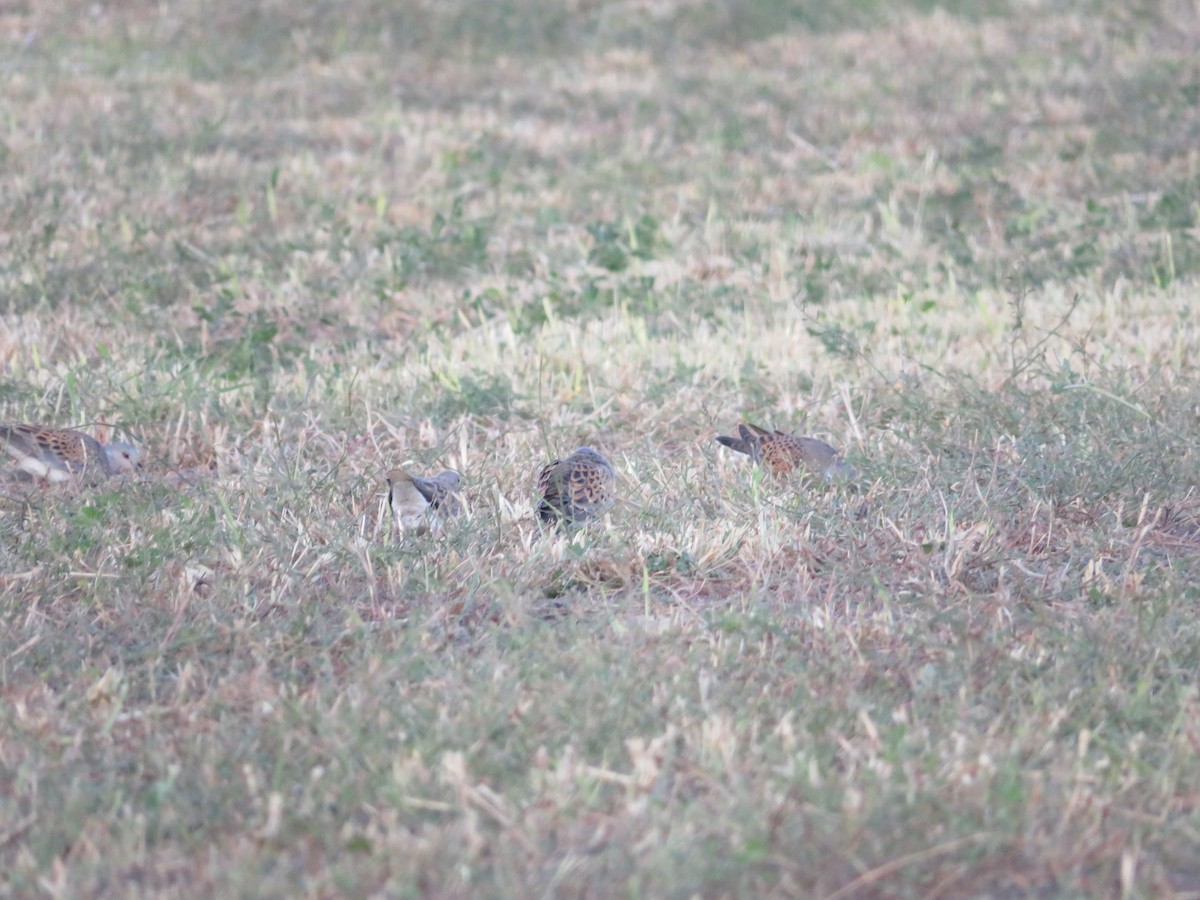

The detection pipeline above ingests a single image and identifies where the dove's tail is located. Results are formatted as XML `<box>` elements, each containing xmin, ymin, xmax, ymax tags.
<box><xmin>717</xmin><ymin>422</ymin><xmax>772</xmax><ymax>456</ymax></box>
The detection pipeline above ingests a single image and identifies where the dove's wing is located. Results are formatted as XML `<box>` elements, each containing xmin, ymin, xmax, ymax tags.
<box><xmin>537</xmin><ymin>448</ymin><xmax>615</xmax><ymax>528</ymax></box>
<box><xmin>1</xmin><ymin>424</ymin><xmax>113</xmax><ymax>481</ymax></box>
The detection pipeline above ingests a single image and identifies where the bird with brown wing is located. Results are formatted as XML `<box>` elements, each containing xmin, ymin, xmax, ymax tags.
<box><xmin>535</xmin><ymin>446</ymin><xmax>616</xmax><ymax>529</ymax></box>
<box><xmin>717</xmin><ymin>423</ymin><xmax>855</xmax><ymax>481</ymax></box>
<box><xmin>1</xmin><ymin>423</ymin><xmax>140</xmax><ymax>483</ymax></box>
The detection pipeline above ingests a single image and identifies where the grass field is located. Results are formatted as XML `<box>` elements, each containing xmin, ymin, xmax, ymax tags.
<box><xmin>3</xmin><ymin>0</ymin><xmax>1200</xmax><ymax>896</ymax></box>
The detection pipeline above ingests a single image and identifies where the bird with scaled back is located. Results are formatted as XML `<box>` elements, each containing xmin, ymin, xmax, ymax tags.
<box><xmin>716</xmin><ymin>423</ymin><xmax>855</xmax><ymax>481</ymax></box>
<box><xmin>535</xmin><ymin>446</ymin><xmax>616</xmax><ymax>529</ymax></box>
<box><xmin>1</xmin><ymin>424</ymin><xmax>140</xmax><ymax>483</ymax></box>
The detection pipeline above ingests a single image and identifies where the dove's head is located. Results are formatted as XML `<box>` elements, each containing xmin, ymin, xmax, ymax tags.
<box><xmin>103</xmin><ymin>441</ymin><xmax>141</xmax><ymax>474</ymax></box>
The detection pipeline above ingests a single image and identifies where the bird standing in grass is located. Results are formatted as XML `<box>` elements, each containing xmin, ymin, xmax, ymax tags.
<box><xmin>717</xmin><ymin>423</ymin><xmax>855</xmax><ymax>481</ymax></box>
<box><xmin>387</xmin><ymin>468</ymin><xmax>462</xmax><ymax>536</ymax></box>
<box><xmin>536</xmin><ymin>446</ymin><xmax>616</xmax><ymax>529</ymax></box>
<box><xmin>1</xmin><ymin>423</ymin><xmax>140</xmax><ymax>483</ymax></box>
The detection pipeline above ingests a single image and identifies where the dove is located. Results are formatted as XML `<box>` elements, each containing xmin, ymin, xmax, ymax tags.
<box><xmin>536</xmin><ymin>446</ymin><xmax>616</xmax><ymax>529</ymax></box>
<box><xmin>716</xmin><ymin>423</ymin><xmax>855</xmax><ymax>481</ymax></box>
<box><xmin>387</xmin><ymin>468</ymin><xmax>462</xmax><ymax>536</ymax></box>
<box><xmin>1</xmin><ymin>423</ymin><xmax>140</xmax><ymax>483</ymax></box>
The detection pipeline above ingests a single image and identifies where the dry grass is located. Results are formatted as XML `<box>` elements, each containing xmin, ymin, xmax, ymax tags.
<box><xmin>3</xmin><ymin>0</ymin><xmax>1200</xmax><ymax>896</ymax></box>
